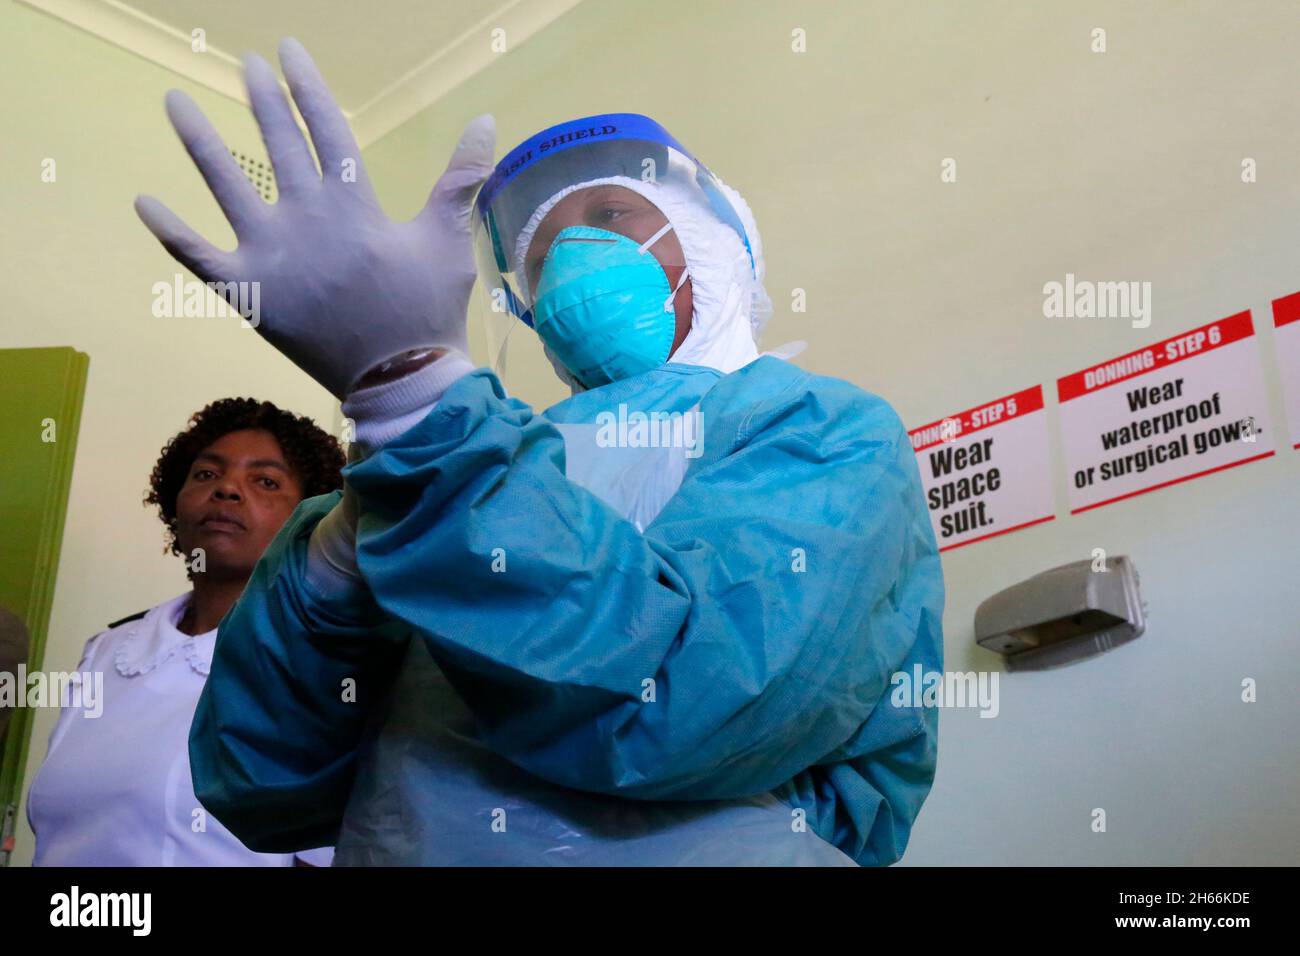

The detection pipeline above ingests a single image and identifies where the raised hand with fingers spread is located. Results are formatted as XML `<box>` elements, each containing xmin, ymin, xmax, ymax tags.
<box><xmin>135</xmin><ymin>37</ymin><xmax>495</xmax><ymax>399</ymax></box>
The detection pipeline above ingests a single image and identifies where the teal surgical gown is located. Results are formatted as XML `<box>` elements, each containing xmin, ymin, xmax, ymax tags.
<box><xmin>189</xmin><ymin>356</ymin><xmax>945</xmax><ymax>865</ymax></box>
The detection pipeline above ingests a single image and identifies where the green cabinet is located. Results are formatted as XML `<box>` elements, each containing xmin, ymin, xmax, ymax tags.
<box><xmin>0</xmin><ymin>347</ymin><xmax>89</xmax><ymax>864</ymax></box>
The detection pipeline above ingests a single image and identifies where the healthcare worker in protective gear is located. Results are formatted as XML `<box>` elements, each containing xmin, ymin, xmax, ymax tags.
<box><xmin>136</xmin><ymin>38</ymin><xmax>944</xmax><ymax>866</ymax></box>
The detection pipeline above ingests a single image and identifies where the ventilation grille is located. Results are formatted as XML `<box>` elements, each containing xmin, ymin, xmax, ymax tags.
<box><xmin>230</xmin><ymin>149</ymin><xmax>277</xmax><ymax>203</ymax></box>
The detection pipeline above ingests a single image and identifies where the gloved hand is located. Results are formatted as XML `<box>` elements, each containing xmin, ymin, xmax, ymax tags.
<box><xmin>134</xmin><ymin>37</ymin><xmax>496</xmax><ymax>399</ymax></box>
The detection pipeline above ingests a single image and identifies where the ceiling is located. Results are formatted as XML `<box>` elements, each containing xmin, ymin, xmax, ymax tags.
<box><xmin>19</xmin><ymin>0</ymin><xmax>586</xmax><ymax>146</ymax></box>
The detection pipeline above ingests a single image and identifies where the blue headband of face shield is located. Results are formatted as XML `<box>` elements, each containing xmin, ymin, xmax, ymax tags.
<box><xmin>475</xmin><ymin>113</ymin><xmax>756</xmax><ymax>331</ymax></box>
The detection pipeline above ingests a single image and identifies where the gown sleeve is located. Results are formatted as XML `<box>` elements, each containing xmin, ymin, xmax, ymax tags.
<box><xmin>188</xmin><ymin>492</ymin><xmax>410</xmax><ymax>854</ymax></box>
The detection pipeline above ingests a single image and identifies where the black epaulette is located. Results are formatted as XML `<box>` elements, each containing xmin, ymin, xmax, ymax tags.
<box><xmin>106</xmin><ymin>609</ymin><xmax>149</xmax><ymax>630</ymax></box>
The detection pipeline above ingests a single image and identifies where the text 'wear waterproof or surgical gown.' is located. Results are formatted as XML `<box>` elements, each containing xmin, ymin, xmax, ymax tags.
<box><xmin>189</xmin><ymin>355</ymin><xmax>945</xmax><ymax>865</ymax></box>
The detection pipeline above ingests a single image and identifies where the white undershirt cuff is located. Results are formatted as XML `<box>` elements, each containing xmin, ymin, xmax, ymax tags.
<box><xmin>341</xmin><ymin>349</ymin><xmax>477</xmax><ymax>457</ymax></box>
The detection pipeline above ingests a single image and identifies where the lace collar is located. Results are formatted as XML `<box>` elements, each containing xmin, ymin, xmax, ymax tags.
<box><xmin>113</xmin><ymin>592</ymin><xmax>215</xmax><ymax>678</ymax></box>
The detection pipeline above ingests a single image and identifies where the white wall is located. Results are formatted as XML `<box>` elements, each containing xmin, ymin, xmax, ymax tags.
<box><xmin>5</xmin><ymin>0</ymin><xmax>1298</xmax><ymax>866</ymax></box>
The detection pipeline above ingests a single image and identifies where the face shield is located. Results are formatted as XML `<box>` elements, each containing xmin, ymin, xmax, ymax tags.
<box><xmin>472</xmin><ymin>114</ymin><xmax>757</xmax><ymax>390</ymax></box>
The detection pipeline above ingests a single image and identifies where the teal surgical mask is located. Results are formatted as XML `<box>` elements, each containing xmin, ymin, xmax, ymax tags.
<box><xmin>532</xmin><ymin>224</ymin><xmax>689</xmax><ymax>389</ymax></box>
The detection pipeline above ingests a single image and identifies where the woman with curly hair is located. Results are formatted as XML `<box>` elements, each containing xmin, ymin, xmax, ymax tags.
<box><xmin>26</xmin><ymin>398</ymin><xmax>344</xmax><ymax>866</ymax></box>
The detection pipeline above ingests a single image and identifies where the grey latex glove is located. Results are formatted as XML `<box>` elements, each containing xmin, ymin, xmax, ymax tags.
<box><xmin>134</xmin><ymin>37</ymin><xmax>496</xmax><ymax>399</ymax></box>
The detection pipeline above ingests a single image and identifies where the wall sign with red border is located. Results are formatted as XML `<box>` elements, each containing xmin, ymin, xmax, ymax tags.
<box><xmin>1056</xmin><ymin>311</ymin><xmax>1275</xmax><ymax>515</ymax></box>
<box><xmin>1271</xmin><ymin>291</ymin><xmax>1300</xmax><ymax>450</ymax></box>
<box><xmin>909</xmin><ymin>386</ymin><xmax>1055</xmax><ymax>552</ymax></box>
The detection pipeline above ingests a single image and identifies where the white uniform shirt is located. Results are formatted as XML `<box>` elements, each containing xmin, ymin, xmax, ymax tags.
<box><xmin>27</xmin><ymin>592</ymin><xmax>333</xmax><ymax>867</ymax></box>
